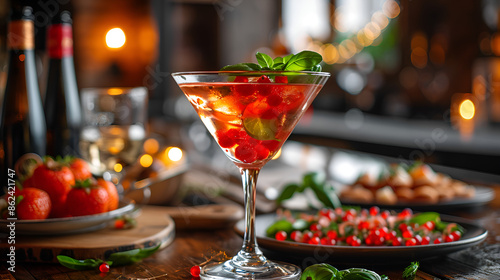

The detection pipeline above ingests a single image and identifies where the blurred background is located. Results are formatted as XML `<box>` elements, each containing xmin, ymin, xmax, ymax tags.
<box><xmin>0</xmin><ymin>0</ymin><xmax>499</xmax><ymax>178</ymax></box>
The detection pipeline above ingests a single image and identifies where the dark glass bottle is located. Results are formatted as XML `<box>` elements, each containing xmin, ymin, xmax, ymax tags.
<box><xmin>0</xmin><ymin>6</ymin><xmax>46</xmax><ymax>183</ymax></box>
<box><xmin>44</xmin><ymin>11</ymin><xmax>82</xmax><ymax>158</ymax></box>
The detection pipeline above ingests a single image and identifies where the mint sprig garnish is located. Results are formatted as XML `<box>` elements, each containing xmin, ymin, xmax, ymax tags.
<box><xmin>221</xmin><ymin>51</ymin><xmax>323</xmax><ymax>72</ymax></box>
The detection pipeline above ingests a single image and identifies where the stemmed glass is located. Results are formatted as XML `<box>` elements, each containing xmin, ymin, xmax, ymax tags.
<box><xmin>172</xmin><ymin>71</ymin><xmax>330</xmax><ymax>279</ymax></box>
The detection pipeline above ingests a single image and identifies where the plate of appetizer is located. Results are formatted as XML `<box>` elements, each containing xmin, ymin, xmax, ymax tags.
<box><xmin>336</xmin><ymin>162</ymin><xmax>495</xmax><ymax>210</ymax></box>
<box><xmin>234</xmin><ymin>207</ymin><xmax>488</xmax><ymax>263</ymax></box>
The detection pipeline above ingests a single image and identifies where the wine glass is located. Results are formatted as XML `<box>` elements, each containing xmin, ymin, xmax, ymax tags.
<box><xmin>79</xmin><ymin>87</ymin><xmax>148</xmax><ymax>176</ymax></box>
<box><xmin>172</xmin><ymin>71</ymin><xmax>330</xmax><ymax>279</ymax></box>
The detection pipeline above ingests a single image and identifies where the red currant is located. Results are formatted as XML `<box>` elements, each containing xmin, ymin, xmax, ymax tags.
<box><xmin>275</xmin><ymin>230</ymin><xmax>287</xmax><ymax>241</ymax></box>
<box><xmin>392</xmin><ymin>237</ymin><xmax>402</xmax><ymax>246</ymax></box>
<box><xmin>308</xmin><ymin>236</ymin><xmax>320</xmax><ymax>245</ymax></box>
<box><xmin>445</xmin><ymin>234</ymin><xmax>455</xmax><ymax>243</ymax></box>
<box><xmin>369</xmin><ymin>206</ymin><xmax>380</xmax><ymax>216</ymax></box>
<box><xmin>423</xmin><ymin>221</ymin><xmax>435</xmax><ymax>231</ymax></box>
<box><xmin>257</xmin><ymin>75</ymin><xmax>271</xmax><ymax>83</ymax></box>
<box><xmin>421</xmin><ymin>236</ymin><xmax>431</xmax><ymax>245</ymax></box>
<box><xmin>326</xmin><ymin>230</ymin><xmax>338</xmax><ymax>240</ymax></box>
<box><xmin>380</xmin><ymin>210</ymin><xmax>390</xmax><ymax>219</ymax></box>
<box><xmin>309</xmin><ymin>223</ymin><xmax>321</xmax><ymax>232</ymax></box>
<box><xmin>234</xmin><ymin>76</ymin><xmax>249</xmax><ymax>83</ymax></box>
<box><xmin>290</xmin><ymin>231</ymin><xmax>302</xmax><ymax>242</ymax></box>
<box><xmin>405</xmin><ymin>238</ymin><xmax>417</xmax><ymax>246</ymax></box>
<box><xmin>266</xmin><ymin>93</ymin><xmax>283</xmax><ymax>107</ymax></box>
<box><xmin>275</xmin><ymin>76</ymin><xmax>288</xmax><ymax>83</ymax></box>
<box><xmin>235</xmin><ymin>145</ymin><xmax>257</xmax><ymax>163</ymax></box>
<box><xmin>99</xmin><ymin>262</ymin><xmax>110</xmax><ymax>273</ymax></box>
<box><xmin>451</xmin><ymin>230</ymin><xmax>462</xmax><ymax>240</ymax></box>
<box><xmin>398</xmin><ymin>208</ymin><xmax>413</xmax><ymax>219</ymax></box>
<box><xmin>190</xmin><ymin>265</ymin><xmax>201</xmax><ymax>277</ymax></box>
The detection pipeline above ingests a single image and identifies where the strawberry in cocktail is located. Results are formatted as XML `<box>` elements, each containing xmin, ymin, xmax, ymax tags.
<box><xmin>172</xmin><ymin>51</ymin><xmax>330</xmax><ymax>280</ymax></box>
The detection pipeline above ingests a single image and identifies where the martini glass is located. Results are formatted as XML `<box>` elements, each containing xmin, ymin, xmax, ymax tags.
<box><xmin>172</xmin><ymin>71</ymin><xmax>330</xmax><ymax>279</ymax></box>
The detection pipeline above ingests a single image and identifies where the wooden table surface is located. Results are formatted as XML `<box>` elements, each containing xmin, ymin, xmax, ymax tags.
<box><xmin>1</xmin><ymin>180</ymin><xmax>499</xmax><ymax>280</ymax></box>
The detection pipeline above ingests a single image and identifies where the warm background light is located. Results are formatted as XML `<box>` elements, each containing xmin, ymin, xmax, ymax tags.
<box><xmin>139</xmin><ymin>154</ymin><xmax>153</xmax><ymax>168</ymax></box>
<box><xmin>113</xmin><ymin>163</ymin><xmax>123</xmax><ymax>173</ymax></box>
<box><xmin>106</xmin><ymin>28</ymin><xmax>126</xmax><ymax>49</ymax></box>
<box><xmin>166</xmin><ymin>147</ymin><xmax>183</xmax><ymax>162</ymax></box>
<box><xmin>143</xmin><ymin>138</ymin><xmax>160</xmax><ymax>154</ymax></box>
<box><xmin>459</xmin><ymin>99</ymin><xmax>475</xmax><ymax>120</ymax></box>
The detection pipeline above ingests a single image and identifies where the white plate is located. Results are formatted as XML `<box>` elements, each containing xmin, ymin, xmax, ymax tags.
<box><xmin>0</xmin><ymin>198</ymin><xmax>135</xmax><ymax>235</ymax></box>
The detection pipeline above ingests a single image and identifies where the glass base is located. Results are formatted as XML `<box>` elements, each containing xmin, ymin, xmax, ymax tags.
<box><xmin>200</xmin><ymin>260</ymin><xmax>301</xmax><ymax>280</ymax></box>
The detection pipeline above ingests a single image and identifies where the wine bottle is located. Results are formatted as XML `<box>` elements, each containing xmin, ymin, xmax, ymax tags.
<box><xmin>0</xmin><ymin>6</ymin><xmax>46</xmax><ymax>182</ymax></box>
<box><xmin>44</xmin><ymin>11</ymin><xmax>82</xmax><ymax>158</ymax></box>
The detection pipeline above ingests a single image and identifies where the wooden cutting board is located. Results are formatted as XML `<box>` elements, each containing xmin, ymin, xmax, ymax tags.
<box><xmin>0</xmin><ymin>206</ymin><xmax>175</xmax><ymax>263</ymax></box>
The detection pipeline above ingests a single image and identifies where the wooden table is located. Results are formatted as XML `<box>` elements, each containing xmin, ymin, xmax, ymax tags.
<box><xmin>1</xmin><ymin>166</ymin><xmax>499</xmax><ymax>280</ymax></box>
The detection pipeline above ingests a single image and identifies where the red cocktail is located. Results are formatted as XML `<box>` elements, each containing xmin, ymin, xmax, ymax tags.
<box><xmin>172</xmin><ymin>71</ymin><xmax>330</xmax><ymax>279</ymax></box>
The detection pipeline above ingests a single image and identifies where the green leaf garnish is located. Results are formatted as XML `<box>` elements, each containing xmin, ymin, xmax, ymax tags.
<box><xmin>107</xmin><ymin>244</ymin><xmax>161</xmax><ymax>266</ymax></box>
<box><xmin>300</xmin><ymin>263</ymin><xmax>340</xmax><ymax>280</ymax></box>
<box><xmin>283</xmin><ymin>51</ymin><xmax>323</xmax><ymax>71</ymax></box>
<box><xmin>220</xmin><ymin>51</ymin><xmax>323</xmax><ymax>72</ymax></box>
<box><xmin>256</xmin><ymin>52</ymin><xmax>275</xmax><ymax>69</ymax></box>
<box><xmin>403</xmin><ymin>261</ymin><xmax>419</xmax><ymax>280</ymax></box>
<box><xmin>57</xmin><ymin>255</ymin><xmax>104</xmax><ymax>270</ymax></box>
<box><xmin>57</xmin><ymin>244</ymin><xmax>161</xmax><ymax>271</ymax></box>
<box><xmin>276</xmin><ymin>172</ymin><xmax>341</xmax><ymax>209</ymax></box>
<box><xmin>220</xmin><ymin>63</ymin><xmax>261</xmax><ymax>71</ymax></box>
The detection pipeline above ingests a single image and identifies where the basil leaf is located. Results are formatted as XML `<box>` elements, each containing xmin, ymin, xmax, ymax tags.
<box><xmin>256</xmin><ymin>52</ymin><xmax>274</xmax><ymax>69</ymax></box>
<box><xmin>311</xmin><ymin>64</ymin><xmax>322</xmax><ymax>72</ymax></box>
<box><xmin>282</xmin><ymin>54</ymin><xmax>294</xmax><ymax>65</ymax></box>
<box><xmin>57</xmin><ymin>255</ymin><xmax>103</xmax><ymax>270</ymax></box>
<box><xmin>285</xmin><ymin>51</ymin><xmax>323</xmax><ymax>71</ymax></box>
<box><xmin>107</xmin><ymin>244</ymin><xmax>161</xmax><ymax>266</ymax></box>
<box><xmin>409</xmin><ymin>212</ymin><xmax>440</xmax><ymax>226</ymax></box>
<box><xmin>402</xmin><ymin>261</ymin><xmax>419</xmax><ymax>280</ymax></box>
<box><xmin>276</xmin><ymin>183</ymin><xmax>300</xmax><ymax>203</ymax></box>
<box><xmin>341</xmin><ymin>268</ymin><xmax>382</xmax><ymax>280</ymax></box>
<box><xmin>265</xmin><ymin>219</ymin><xmax>293</xmax><ymax>237</ymax></box>
<box><xmin>310</xmin><ymin>181</ymin><xmax>341</xmax><ymax>209</ymax></box>
<box><xmin>301</xmin><ymin>263</ymin><xmax>340</xmax><ymax>280</ymax></box>
<box><xmin>272</xmin><ymin>62</ymin><xmax>285</xmax><ymax>70</ymax></box>
<box><xmin>274</xmin><ymin>57</ymin><xmax>283</xmax><ymax>64</ymax></box>
<box><xmin>220</xmin><ymin>63</ymin><xmax>261</xmax><ymax>71</ymax></box>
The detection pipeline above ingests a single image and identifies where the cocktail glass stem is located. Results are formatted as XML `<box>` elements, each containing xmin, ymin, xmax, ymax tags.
<box><xmin>230</xmin><ymin>168</ymin><xmax>269</xmax><ymax>271</ymax></box>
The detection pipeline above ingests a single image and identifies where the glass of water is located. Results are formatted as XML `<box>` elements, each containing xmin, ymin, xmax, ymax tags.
<box><xmin>80</xmin><ymin>87</ymin><xmax>148</xmax><ymax>175</ymax></box>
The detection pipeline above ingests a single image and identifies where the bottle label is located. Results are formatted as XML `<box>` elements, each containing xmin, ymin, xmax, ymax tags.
<box><xmin>7</xmin><ymin>20</ymin><xmax>34</xmax><ymax>50</ymax></box>
<box><xmin>47</xmin><ymin>24</ymin><xmax>73</xmax><ymax>58</ymax></box>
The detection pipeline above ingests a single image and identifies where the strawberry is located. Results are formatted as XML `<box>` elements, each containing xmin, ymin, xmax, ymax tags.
<box><xmin>15</xmin><ymin>188</ymin><xmax>51</xmax><ymax>220</ymax></box>
<box><xmin>97</xmin><ymin>179</ymin><xmax>119</xmax><ymax>211</ymax></box>
<box><xmin>23</xmin><ymin>158</ymin><xmax>75</xmax><ymax>218</ymax></box>
<box><xmin>65</xmin><ymin>180</ymin><xmax>109</xmax><ymax>217</ymax></box>
<box><xmin>69</xmin><ymin>158</ymin><xmax>93</xmax><ymax>181</ymax></box>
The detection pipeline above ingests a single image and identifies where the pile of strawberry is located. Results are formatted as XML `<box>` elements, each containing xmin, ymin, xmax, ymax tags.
<box><xmin>1</xmin><ymin>157</ymin><xmax>119</xmax><ymax>220</ymax></box>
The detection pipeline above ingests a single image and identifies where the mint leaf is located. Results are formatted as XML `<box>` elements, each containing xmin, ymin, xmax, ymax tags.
<box><xmin>221</xmin><ymin>63</ymin><xmax>261</xmax><ymax>71</ymax></box>
<box><xmin>256</xmin><ymin>52</ymin><xmax>274</xmax><ymax>69</ymax></box>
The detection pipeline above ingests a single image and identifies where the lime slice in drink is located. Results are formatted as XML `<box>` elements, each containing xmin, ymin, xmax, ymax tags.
<box><xmin>243</xmin><ymin>117</ymin><xmax>278</xmax><ymax>141</ymax></box>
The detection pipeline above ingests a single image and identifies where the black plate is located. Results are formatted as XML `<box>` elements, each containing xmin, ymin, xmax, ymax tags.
<box><xmin>235</xmin><ymin>213</ymin><xmax>488</xmax><ymax>263</ymax></box>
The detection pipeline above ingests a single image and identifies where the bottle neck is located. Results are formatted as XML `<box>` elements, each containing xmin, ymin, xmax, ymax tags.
<box><xmin>7</xmin><ymin>19</ymin><xmax>34</xmax><ymax>51</ymax></box>
<box><xmin>47</xmin><ymin>23</ymin><xmax>73</xmax><ymax>59</ymax></box>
